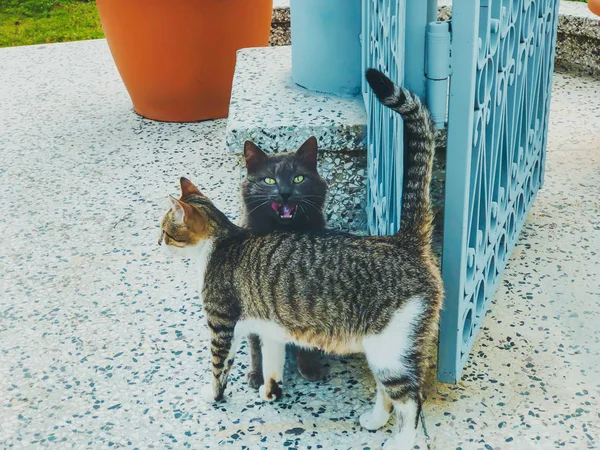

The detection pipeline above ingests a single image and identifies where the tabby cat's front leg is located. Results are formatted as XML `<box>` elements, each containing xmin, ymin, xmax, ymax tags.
<box><xmin>258</xmin><ymin>337</ymin><xmax>285</xmax><ymax>401</ymax></box>
<box><xmin>202</xmin><ymin>319</ymin><xmax>238</xmax><ymax>402</ymax></box>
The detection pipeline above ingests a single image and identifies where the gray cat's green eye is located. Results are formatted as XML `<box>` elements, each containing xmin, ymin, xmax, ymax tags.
<box><xmin>293</xmin><ymin>175</ymin><xmax>305</xmax><ymax>184</ymax></box>
<box><xmin>264</xmin><ymin>177</ymin><xmax>276</xmax><ymax>185</ymax></box>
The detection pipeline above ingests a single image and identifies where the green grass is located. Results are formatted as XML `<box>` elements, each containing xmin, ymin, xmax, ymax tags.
<box><xmin>0</xmin><ymin>0</ymin><xmax>103</xmax><ymax>48</ymax></box>
<box><xmin>0</xmin><ymin>0</ymin><xmax>590</xmax><ymax>48</ymax></box>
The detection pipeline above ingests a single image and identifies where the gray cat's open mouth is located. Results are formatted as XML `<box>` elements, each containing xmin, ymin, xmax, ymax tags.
<box><xmin>271</xmin><ymin>202</ymin><xmax>298</xmax><ymax>220</ymax></box>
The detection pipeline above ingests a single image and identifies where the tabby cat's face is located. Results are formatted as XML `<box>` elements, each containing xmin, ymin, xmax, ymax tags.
<box><xmin>242</xmin><ymin>138</ymin><xmax>327</xmax><ymax>225</ymax></box>
<box><xmin>159</xmin><ymin>178</ymin><xmax>210</xmax><ymax>251</ymax></box>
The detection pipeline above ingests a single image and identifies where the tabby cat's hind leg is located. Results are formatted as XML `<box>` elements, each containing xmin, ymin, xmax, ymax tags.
<box><xmin>381</xmin><ymin>392</ymin><xmax>421</xmax><ymax>450</ymax></box>
<box><xmin>369</xmin><ymin>372</ymin><xmax>421</xmax><ymax>450</ymax></box>
<box><xmin>362</xmin><ymin>298</ymin><xmax>425</xmax><ymax>449</ymax></box>
<box><xmin>258</xmin><ymin>337</ymin><xmax>285</xmax><ymax>402</ymax></box>
<box><xmin>359</xmin><ymin>383</ymin><xmax>393</xmax><ymax>430</ymax></box>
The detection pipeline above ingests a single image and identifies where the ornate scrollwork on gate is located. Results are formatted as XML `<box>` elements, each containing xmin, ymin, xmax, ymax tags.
<box><xmin>362</xmin><ymin>0</ymin><xmax>406</xmax><ymax>236</ymax></box>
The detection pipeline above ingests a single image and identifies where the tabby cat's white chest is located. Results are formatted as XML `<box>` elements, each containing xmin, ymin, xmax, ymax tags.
<box><xmin>194</xmin><ymin>239</ymin><xmax>214</xmax><ymax>293</ymax></box>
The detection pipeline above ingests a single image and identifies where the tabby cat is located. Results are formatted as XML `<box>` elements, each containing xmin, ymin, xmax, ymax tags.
<box><xmin>158</xmin><ymin>69</ymin><xmax>443</xmax><ymax>449</ymax></box>
<box><xmin>241</xmin><ymin>138</ymin><xmax>329</xmax><ymax>388</ymax></box>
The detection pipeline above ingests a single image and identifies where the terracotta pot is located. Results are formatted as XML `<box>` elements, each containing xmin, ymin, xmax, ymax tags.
<box><xmin>96</xmin><ymin>0</ymin><xmax>273</xmax><ymax>122</ymax></box>
<box><xmin>589</xmin><ymin>0</ymin><xmax>600</xmax><ymax>17</ymax></box>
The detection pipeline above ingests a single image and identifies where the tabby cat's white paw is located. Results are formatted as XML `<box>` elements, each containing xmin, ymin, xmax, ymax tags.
<box><xmin>382</xmin><ymin>430</ymin><xmax>416</xmax><ymax>450</ymax></box>
<box><xmin>201</xmin><ymin>384</ymin><xmax>215</xmax><ymax>403</ymax></box>
<box><xmin>258</xmin><ymin>384</ymin><xmax>278</xmax><ymax>402</ymax></box>
<box><xmin>359</xmin><ymin>408</ymin><xmax>390</xmax><ymax>431</ymax></box>
<box><xmin>382</xmin><ymin>436</ymin><xmax>405</xmax><ymax>450</ymax></box>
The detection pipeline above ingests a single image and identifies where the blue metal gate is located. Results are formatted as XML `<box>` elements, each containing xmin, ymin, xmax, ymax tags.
<box><xmin>438</xmin><ymin>0</ymin><xmax>560</xmax><ymax>382</ymax></box>
<box><xmin>362</xmin><ymin>0</ymin><xmax>560</xmax><ymax>382</ymax></box>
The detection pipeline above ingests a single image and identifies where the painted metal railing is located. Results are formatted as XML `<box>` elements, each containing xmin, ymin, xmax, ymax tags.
<box><xmin>362</xmin><ymin>0</ymin><xmax>560</xmax><ymax>382</ymax></box>
<box><xmin>438</xmin><ymin>0</ymin><xmax>560</xmax><ymax>382</ymax></box>
<box><xmin>361</xmin><ymin>0</ymin><xmax>407</xmax><ymax>236</ymax></box>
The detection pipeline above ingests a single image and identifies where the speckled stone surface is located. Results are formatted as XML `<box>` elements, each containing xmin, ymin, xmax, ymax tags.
<box><xmin>273</xmin><ymin>0</ymin><xmax>289</xmax><ymax>9</ymax></box>
<box><xmin>226</xmin><ymin>46</ymin><xmax>368</xmax><ymax>232</ymax></box>
<box><xmin>1</xmin><ymin>40</ymin><xmax>599</xmax><ymax>450</ymax></box>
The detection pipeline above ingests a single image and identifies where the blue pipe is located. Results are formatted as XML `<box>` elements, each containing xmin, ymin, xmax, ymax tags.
<box><xmin>290</xmin><ymin>0</ymin><xmax>362</xmax><ymax>96</ymax></box>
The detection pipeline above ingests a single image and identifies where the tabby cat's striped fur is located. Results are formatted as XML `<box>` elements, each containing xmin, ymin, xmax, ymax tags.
<box><xmin>159</xmin><ymin>69</ymin><xmax>443</xmax><ymax>449</ymax></box>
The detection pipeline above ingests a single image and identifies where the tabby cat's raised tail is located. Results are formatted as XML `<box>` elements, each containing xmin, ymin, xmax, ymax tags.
<box><xmin>365</xmin><ymin>69</ymin><xmax>435</xmax><ymax>247</ymax></box>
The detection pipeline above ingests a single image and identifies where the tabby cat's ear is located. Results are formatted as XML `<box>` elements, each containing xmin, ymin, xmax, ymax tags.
<box><xmin>169</xmin><ymin>195</ymin><xmax>191</xmax><ymax>223</ymax></box>
<box><xmin>179</xmin><ymin>177</ymin><xmax>202</xmax><ymax>198</ymax></box>
<box><xmin>295</xmin><ymin>136</ymin><xmax>318</xmax><ymax>170</ymax></box>
<box><xmin>244</xmin><ymin>141</ymin><xmax>268</xmax><ymax>173</ymax></box>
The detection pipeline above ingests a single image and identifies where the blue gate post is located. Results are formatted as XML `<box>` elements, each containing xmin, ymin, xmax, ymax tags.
<box><xmin>362</xmin><ymin>0</ymin><xmax>560</xmax><ymax>382</ymax></box>
<box><xmin>437</xmin><ymin>0</ymin><xmax>480</xmax><ymax>384</ymax></box>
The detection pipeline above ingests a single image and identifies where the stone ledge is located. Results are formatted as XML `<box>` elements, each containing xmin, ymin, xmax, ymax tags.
<box><xmin>226</xmin><ymin>46</ymin><xmax>366</xmax><ymax>155</ymax></box>
<box><xmin>269</xmin><ymin>6</ymin><xmax>290</xmax><ymax>46</ymax></box>
<box><xmin>555</xmin><ymin>3</ymin><xmax>600</xmax><ymax>78</ymax></box>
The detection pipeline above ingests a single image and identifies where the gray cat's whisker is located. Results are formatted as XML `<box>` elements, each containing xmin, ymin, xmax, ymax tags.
<box><xmin>301</xmin><ymin>199</ymin><xmax>322</xmax><ymax>213</ymax></box>
<box><xmin>245</xmin><ymin>200</ymin><xmax>270</xmax><ymax>217</ymax></box>
<box><xmin>244</xmin><ymin>198</ymin><xmax>268</xmax><ymax>206</ymax></box>
<box><xmin>301</xmin><ymin>194</ymin><xmax>326</xmax><ymax>199</ymax></box>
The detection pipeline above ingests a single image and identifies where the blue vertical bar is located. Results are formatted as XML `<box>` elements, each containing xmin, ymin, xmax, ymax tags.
<box><xmin>404</xmin><ymin>0</ymin><xmax>438</xmax><ymax>100</ymax></box>
<box><xmin>291</xmin><ymin>0</ymin><xmax>362</xmax><ymax>95</ymax></box>
<box><xmin>425</xmin><ymin>21</ymin><xmax>451</xmax><ymax>129</ymax></box>
<box><xmin>437</xmin><ymin>0</ymin><xmax>480</xmax><ymax>383</ymax></box>
<box><xmin>539</xmin><ymin>0</ymin><xmax>561</xmax><ymax>189</ymax></box>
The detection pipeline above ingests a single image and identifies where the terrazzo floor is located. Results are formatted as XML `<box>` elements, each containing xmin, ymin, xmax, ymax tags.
<box><xmin>1</xmin><ymin>40</ymin><xmax>599</xmax><ymax>450</ymax></box>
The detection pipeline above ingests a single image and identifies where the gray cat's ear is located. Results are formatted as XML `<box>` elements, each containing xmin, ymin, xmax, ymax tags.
<box><xmin>169</xmin><ymin>195</ymin><xmax>186</xmax><ymax>223</ymax></box>
<box><xmin>244</xmin><ymin>141</ymin><xmax>268</xmax><ymax>173</ymax></box>
<box><xmin>295</xmin><ymin>136</ymin><xmax>318</xmax><ymax>170</ymax></box>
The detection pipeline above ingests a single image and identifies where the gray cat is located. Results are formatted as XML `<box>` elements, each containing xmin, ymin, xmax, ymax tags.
<box><xmin>159</xmin><ymin>69</ymin><xmax>443</xmax><ymax>449</ymax></box>
<box><xmin>241</xmin><ymin>138</ymin><xmax>328</xmax><ymax>387</ymax></box>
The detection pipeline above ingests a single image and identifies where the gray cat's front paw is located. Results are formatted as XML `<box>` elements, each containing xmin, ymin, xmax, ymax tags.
<box><xmin>247</xmin><ymin>370</ymin><xmax>264</xmax><ymax>390</ymax></box>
